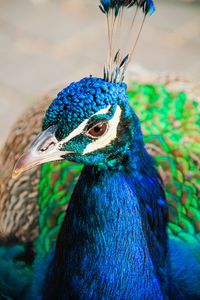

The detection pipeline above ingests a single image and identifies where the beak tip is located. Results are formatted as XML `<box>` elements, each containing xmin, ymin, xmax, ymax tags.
<box><xmin>11</xmin><ymin>125</ymin><xmax>64</xmax><ymax>180</ymax></box>
<box><xmin>12</xmin><ymin>158</ymin><xmax>24</xmax><ymax>179</ymax></box>
<box><xmin>12</xmin><ymin>167</ymin><xmax>21</xmax><ymax>179</ymax></box>
<box><xmin>12</xmin><ymin>173</ymin><xmax>18</xmax><ymax>179</ymax></box>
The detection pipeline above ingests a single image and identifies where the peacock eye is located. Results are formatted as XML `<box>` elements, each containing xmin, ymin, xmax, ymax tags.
<box><xmin>86</xmin><ymin>121</ymin><xmax>108</xmax><ymax>138</ymax></box>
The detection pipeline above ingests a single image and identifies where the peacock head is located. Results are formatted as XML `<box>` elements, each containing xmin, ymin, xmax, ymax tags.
<box><xmin>13</xmin><ymin>77</ymin><xmax>143</xmax><ymax>177</ymax></box>
<box><xmin>12</xmin><ymin>0</ymin><xmax>156</xmax><ymax>177</ymax></box>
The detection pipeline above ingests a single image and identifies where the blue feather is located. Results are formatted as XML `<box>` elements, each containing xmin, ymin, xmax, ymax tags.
<box><xmin>143</xmin><ymin>0</ymin><xmax>155</xmax><ymax>15</ymax></box>
<box><xmin>41</xmin><ymin>165</ymin><xmax>168</xmax><ymax>299</ymax></box>
<box><xmin>100</xmin><ymin>0</ymin><xmax>155</xmax><ymax>15</ymax></box>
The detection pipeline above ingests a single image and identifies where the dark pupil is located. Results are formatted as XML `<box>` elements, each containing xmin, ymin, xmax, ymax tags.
<box><xmin>88</xmin><ymin>122</ymin><xmax>107</xmax><ymax>137</ymax></box>
<box><xmin>94</xmin><ymin>125</ymin><xmax>101</xmax><ymax>133</ymax></box>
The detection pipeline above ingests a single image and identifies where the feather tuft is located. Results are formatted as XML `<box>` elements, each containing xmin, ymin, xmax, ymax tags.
<box><xmin>99</xmin><ymin>0</ymin><xmax>155</xmax><ymax>82</ymax></box>
<box><xmin>100</xmin><ymin>0</ymin><xmax>155</xmax><ymax>15</ymax></box>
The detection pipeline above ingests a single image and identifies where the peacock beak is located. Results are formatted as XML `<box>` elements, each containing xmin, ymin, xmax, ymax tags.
<box><xmin>12</xmin><ymin>125</ymin><xmax>71</xmax><ymax>179</ymax></box>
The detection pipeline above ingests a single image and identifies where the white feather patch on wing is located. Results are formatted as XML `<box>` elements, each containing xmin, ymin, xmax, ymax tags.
<box><xmin>83</xmin><ymin>105</ymin><xmax>122</xmax><ymax>154</ymax></box>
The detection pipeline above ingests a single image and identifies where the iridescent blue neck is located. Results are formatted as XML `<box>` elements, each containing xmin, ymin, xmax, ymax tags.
<box><xmin>42</xmin><ymin>147</ymin><xmax>169</xmax><ymax>299</ymax></box>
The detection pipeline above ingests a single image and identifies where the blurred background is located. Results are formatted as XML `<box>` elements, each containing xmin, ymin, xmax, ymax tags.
<box><xmin>0</xmin><ymin>0</ymin><xmax>200</xmax><ymax>148</ymax></box>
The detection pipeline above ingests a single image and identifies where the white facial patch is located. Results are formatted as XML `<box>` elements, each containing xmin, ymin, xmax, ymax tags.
<box><xmin>59</xmin><ymin>105</ymin><xmax>111</xmax><ymax>147</ymax></box>
<box><xmin>59</xmin><ymin>104</ymin><xmax>121</xmax><ymax>154</ymax></box>
<box><xmin>93</xmin><ymin>106</ymin><xmax>111</xmax><ymax>116</ymax></box>
<box><xmin>83</xmin><ymin>105</ymin><xmax>121</xmax><ymax>154</ymax></box>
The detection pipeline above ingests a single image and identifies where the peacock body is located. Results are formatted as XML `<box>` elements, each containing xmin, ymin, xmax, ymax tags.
<box><xmin>0</xmin><ymin>1</ymin><xmax>200</xmax><ymax>299</ymax></box>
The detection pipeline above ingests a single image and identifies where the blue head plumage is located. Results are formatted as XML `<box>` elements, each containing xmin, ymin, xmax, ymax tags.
<box><xmin>40</xmin><ymin>0</ymin><xmax>156</xmax><ymax>164</ymax></box>
<box><xmin>36</xmin><ymin>0</ymin><xmax>156</xmax><ymax>168</ymax></box>
<box><xmin>42</xmin><ymin>77</ymin><xmax>143</xmax><ymax>169</ymax></box>
<box><xmin>43</xmin><ymin>78</ymin><xmax>127</xmax><ymax>133</ymax></box>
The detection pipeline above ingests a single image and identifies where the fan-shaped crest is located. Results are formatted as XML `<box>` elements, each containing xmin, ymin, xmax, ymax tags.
<box><xmin>99</xmin><ymin>0</ymin><xmax>155</xmax><ymax>82</ymax></box>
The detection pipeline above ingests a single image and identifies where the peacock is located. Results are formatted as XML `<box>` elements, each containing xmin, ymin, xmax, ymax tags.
<box><xmin>0</xmin><ymin>0</ymin><xmax>200</xmax><ymax>299</ymax></box>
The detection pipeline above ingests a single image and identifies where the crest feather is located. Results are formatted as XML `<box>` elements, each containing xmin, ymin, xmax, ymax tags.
<box><xmin>100</xmin><ymin>0</ymin><xmax>155</xmax><ymax>15</ymax></box>
<box><xmin>99</xmin><ymin>0</ymin><xmax>155</xmax><ymax>82</ymax></box>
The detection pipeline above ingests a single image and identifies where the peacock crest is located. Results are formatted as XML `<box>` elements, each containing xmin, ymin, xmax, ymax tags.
<box><xmin>99</xmin><ymin>0</ymin><xmax>155</xmax><ymax>82</ymax></box>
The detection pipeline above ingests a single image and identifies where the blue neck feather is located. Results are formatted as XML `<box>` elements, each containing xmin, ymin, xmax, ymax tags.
<box><xmin>42</xmin><ymin>144</ymin><xmax>169</xmax><ymax>299</ymax></box>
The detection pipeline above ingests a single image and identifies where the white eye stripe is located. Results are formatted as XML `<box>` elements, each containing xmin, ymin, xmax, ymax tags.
<box><xmin>83</xmin><ymin>105</ymin><xmax>121</xmax><ymax>154</ymax></box>
<box><xmin>59</xmin><ymin>105</ymin><xmax>111</xmax><ymax>147</ymax></box>
<box><xmin>93</xmin><ymin>105</ymin><xmax>111</xmax><ymax>116</ymax></box>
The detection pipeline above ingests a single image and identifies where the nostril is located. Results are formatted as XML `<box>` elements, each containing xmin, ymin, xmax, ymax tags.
<box><xmin>39</xmin><ymin>141</ymin><xmax>56</xmax><ymax>152</ymax></box>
